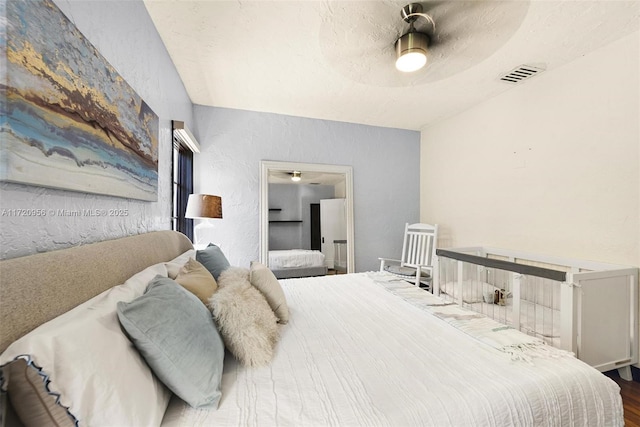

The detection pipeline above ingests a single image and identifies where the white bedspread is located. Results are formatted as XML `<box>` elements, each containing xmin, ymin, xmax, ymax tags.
<box><xmin>162</xmin><ymin>273</ymin><xmax>622</xmax><ymax>427</ymax></box>
<box><xmin>268</xmin><ymin>249</ymin><xmax>325</xmax><ymax>269</ymax></box>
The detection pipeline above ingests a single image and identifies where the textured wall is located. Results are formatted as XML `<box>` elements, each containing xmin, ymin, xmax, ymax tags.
<box><xmin>0</xmin><ymin>0</ymin><xmax>193</xmax><ymax>259</ymax></box>
<box><xmin>421</xmin><ymin>32</ymin><xmax>639</xmax><ymax>266</ymax></box>
<box><xmin>193</xmin><ymin>106</ymin><xmax>420</xmax><ymax>272</ymax></box>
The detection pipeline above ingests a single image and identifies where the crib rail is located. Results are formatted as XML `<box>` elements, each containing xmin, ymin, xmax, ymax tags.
<box><xmin>436</xmin><ymin>249</ymin><xmax>567</xmax><ymax>281</ymax></box>
<box><xmin>435</xmin><ymin>247</ymin><xmax>639</xmax><ymax>374</ymax></box>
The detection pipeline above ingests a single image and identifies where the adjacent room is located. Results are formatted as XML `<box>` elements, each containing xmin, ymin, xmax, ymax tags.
<box><xmin>0</xmin><ymin>0</ymin><xmax>638</xmax><ymax>425</ymax></box>
<box><xmin>266</xmin><ymin>163</ymin><xmax>349</xmax><ymax>278</ymax></box>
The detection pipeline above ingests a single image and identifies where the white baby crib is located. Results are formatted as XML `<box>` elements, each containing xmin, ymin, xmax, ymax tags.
<box><xmin>436</xmin><ymin>247</ymin><xmax>639</xmax><ymax>378</ymax></box>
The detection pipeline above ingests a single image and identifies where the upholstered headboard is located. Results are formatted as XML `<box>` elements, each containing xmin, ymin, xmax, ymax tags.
<box><xmin>0</xmin><ymin>230</ymin><xmax>193</xmax><ymax>352</ymax></box>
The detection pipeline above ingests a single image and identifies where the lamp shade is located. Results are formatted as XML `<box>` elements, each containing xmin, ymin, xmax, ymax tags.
<box><xmin>395</xmin><ymin>31</ymin><xmax>429</xmax><ymax>72</ymax></box>
<box><xmin>185</xmin><ymin>194</ymin><xmax>222</xmax><ymax>219</ymax></box>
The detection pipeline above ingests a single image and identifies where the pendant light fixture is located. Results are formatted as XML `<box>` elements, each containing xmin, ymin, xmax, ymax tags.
<box><xmin>395</xmin><ymin>4</ymin><xmax>434</xmax><ymax>73</ymax></box>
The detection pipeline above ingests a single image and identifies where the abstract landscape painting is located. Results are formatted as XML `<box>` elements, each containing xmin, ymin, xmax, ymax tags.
<box><xmin>0</xmin><ymin>0</ymin><xmax>159</xmax><ymax>201</ymax></box>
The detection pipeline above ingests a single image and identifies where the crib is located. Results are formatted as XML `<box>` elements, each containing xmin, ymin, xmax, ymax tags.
<box><xmin>436</xmin><ymin>247</ymin><xmax>639</xmax><ymax>378</ymax></box>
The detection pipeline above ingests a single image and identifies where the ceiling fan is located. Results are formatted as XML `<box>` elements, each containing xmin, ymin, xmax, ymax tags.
<box><xmin>394</xmin><ymin>3</ymin><xmax>435</xmax><ymax>72</ymax></box>
<box><xmin>318</xmin><ymin>1</ymin><xmax>529</xmax><ymax>86</ymax></box>
<box><xmin>271</xmin><ymin>171</ymin><xmax>321</xmax><ymax>182</ymax></box>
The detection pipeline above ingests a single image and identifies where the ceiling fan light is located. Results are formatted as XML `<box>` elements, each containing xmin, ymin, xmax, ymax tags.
<box><xmin>395</xmin><ymin>31</ymin><xmax>429</xmax><ymax>72</ymax></box>
<box><xmin>396</xmin><ymin>51</ymin><xmax>427</xmax><ymax>72</ymax></box>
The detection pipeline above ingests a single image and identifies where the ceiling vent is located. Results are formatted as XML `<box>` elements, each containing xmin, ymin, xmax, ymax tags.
<box><xmin>499</xmin><ymin>65</ymin><xmax>545</xmax><ymax>84</ymax></box>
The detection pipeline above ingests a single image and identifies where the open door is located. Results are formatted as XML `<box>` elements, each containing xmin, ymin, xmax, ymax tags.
<box><xmin>320</xmin><ymin>198</ymin><xmax>346</xmax><ymax>269</ymax></box>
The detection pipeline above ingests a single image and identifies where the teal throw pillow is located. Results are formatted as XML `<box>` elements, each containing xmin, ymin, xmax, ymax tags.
<box><xmin>196</xmin><ymin>243</ymin><xmax>231</xmax><ymax>280</ymax></box>
<box><xmin>117</xmin><ymin>275</ymin><xmax>224</xmax><ymax>409</ymax></box>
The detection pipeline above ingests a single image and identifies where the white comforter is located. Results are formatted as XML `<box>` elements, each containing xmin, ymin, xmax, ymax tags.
<box><xmin>162</xmin><ymin>273</ymin><xmax>622</xmax><ymax>426</ymax></box>
<box><xmin>268</xmin><ymin>249</ymin><xmax>325</xmax><ymax>269</ymax></box>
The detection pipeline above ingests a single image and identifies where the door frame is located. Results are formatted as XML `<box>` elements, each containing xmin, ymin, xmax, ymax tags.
<box><xmin>259</xmin><ymin>160</ymin><xmax>355</xmax><ymax>273</ymax></box>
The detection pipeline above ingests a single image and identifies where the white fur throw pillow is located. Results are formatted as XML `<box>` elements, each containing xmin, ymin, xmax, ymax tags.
<box><xmin>209</xmin><ymin>268</ymin><xmax>279</xmax><ymax>367</ymax></box>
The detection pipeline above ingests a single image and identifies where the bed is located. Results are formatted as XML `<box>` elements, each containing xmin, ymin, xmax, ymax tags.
<box><xmin>0</xmin><ymin>231</ymin><xmax>624</xmax><ymax>426</ymax></box>
<box><xmin>436</xmin><ymin>247</ymin><xmax>639</xmax><ymax>377</ymax></box>
<box><xmin>268</xmin><ymin>249</ymin><xmax>327</xmax><ymax>279</ymax></box>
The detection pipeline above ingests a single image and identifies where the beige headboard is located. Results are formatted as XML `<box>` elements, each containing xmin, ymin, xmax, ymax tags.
<box><xmin>0</xmin><ymin>230</ymin><xmax>193</xmax><ymax>352</ymax></box>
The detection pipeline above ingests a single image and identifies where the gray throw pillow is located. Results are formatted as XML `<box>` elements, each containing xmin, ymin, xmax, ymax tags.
<box><xmin>117</xmin><ymin>275</ymin><xmax>224</xmax><ymax>409</ymax></box>
<box><xmin>196</xmin><ymin>243</ymin><xmax>231</xmax><ymax>280</ymax></box>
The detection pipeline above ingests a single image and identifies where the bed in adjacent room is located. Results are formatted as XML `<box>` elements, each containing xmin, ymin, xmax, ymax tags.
<box><xmin>0</xmin><ymin>231</ymin><xmax>624</xmax><ymax>426</ymax></box>
<box><xmin>268</xmin><ymin>249</ymin><xmax>327</xmax><ymax>278</ymax></box>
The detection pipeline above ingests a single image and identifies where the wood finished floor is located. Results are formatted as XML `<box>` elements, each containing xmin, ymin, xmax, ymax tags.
<box><xmin>326</xmin><ymin>269</ymin><xmax>347</xmax><ymax>275</ymax></box>
<box><xmin>605</xmin><ymin>370</ymin><xmax>640</xmax><ymax>426</ymax></box>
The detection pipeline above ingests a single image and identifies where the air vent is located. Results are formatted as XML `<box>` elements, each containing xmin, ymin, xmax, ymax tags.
<box><xmin>499</xmin><ymin>65</ymin><xmax>545</xmax><ymax>84</ymax></box>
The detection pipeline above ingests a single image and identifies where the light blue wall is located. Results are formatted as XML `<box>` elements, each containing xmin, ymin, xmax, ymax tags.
<box><xmin>193</xmin><ymin>106</ymin><xmax>420</xmax><ymax>272</ymax></box>
<box><xmin>0</xmin><ymin>1</ymin><xmax>419</xmax><ymax>265</ymax></box>
<box><xmin>0</xmin><ymin>0</ymin><xmax>193</xmax><ymax>259</ymax></box>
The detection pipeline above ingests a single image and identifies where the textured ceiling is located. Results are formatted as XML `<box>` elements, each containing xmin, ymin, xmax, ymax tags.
<box><xmin>144</xmin><ymin>0</ymin><xmax>640</xmax><ymax>130</ymax></box>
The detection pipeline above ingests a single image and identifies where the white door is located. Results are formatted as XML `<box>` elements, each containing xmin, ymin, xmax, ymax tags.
<box><xmin>320</xmin><ymin>198</ymin><xmax>346</xmax><ymax>269</ymax></box>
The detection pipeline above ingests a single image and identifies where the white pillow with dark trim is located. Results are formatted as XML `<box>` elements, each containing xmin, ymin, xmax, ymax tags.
<box><xmin>0</xmin><ymin>260</ymin><xmax>182</xmax><ymax>427</ymax></box>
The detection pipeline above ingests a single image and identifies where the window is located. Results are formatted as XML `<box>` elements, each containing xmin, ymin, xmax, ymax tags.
<box><xmin>172</xmin><ymin>123</ymin><xmax>196</xmax><ymax>241</ymax></box>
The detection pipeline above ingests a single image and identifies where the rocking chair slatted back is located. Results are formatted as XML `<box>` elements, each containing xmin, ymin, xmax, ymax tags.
<box><xmin>401</xmin><ymin>223</ymin><xmax>437</xmax><ymax>269</ymax></box>
<box><xmin>379</xmin><ymin>223</ymin><xmax>439</xmax><ymax>290</ymax></box>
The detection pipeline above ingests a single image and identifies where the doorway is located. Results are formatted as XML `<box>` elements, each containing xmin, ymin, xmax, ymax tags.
<box><xmin>259</xmin><ymin>161</ymin><xmax>355</xmax><ymax>273</ymax></box>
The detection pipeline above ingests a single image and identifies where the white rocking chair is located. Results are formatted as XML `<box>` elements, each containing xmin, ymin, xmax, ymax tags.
<box><xmin>379</xmin><ymin>223</ymin><xmax>438</xmax><ymax>291</ymax></box>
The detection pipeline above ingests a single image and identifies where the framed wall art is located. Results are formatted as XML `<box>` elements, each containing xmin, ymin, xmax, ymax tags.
<box><xmin>0</xmin><ymin>0</ymin><xmax>159</xmax><ymax>201</ymax></box>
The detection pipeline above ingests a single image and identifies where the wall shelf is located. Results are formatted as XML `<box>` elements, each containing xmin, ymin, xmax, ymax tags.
<box><xmin>269</xmin><ymin>207</ymin><xmax>300</xmax><ymax>223</ymax></box>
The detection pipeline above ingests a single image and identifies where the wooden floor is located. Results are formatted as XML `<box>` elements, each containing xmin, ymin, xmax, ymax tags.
<box><xmin>605</xmin><ymin>370</ymin><xmax>640</xmax><ymax>426</ymax></box>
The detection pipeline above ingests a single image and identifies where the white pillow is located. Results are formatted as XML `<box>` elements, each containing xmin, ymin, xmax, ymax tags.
<box><xmin>249</xmin><ymin>261</ymin><xmax>289</xmax><ymax>324</ymax></box>
<box><xmin>165</xmin><ymin>250</ymin><xmax>196</xmax><ymax>279</ymax></box>
<box><xmin>0</xmin><ymin>252</ymin><xmax>192</xmax><ymax>427</ymax></box>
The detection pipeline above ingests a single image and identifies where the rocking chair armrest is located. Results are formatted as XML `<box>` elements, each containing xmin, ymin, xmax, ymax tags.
<box><xmin>415</xmin><ymin>265</ymin><xmax>434</xmax><ymax>276</ymax></box>
<box><xmin>378</xmin><ymin>257</ymin><xmax>401</xmax><ymax>271</ymax></box>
